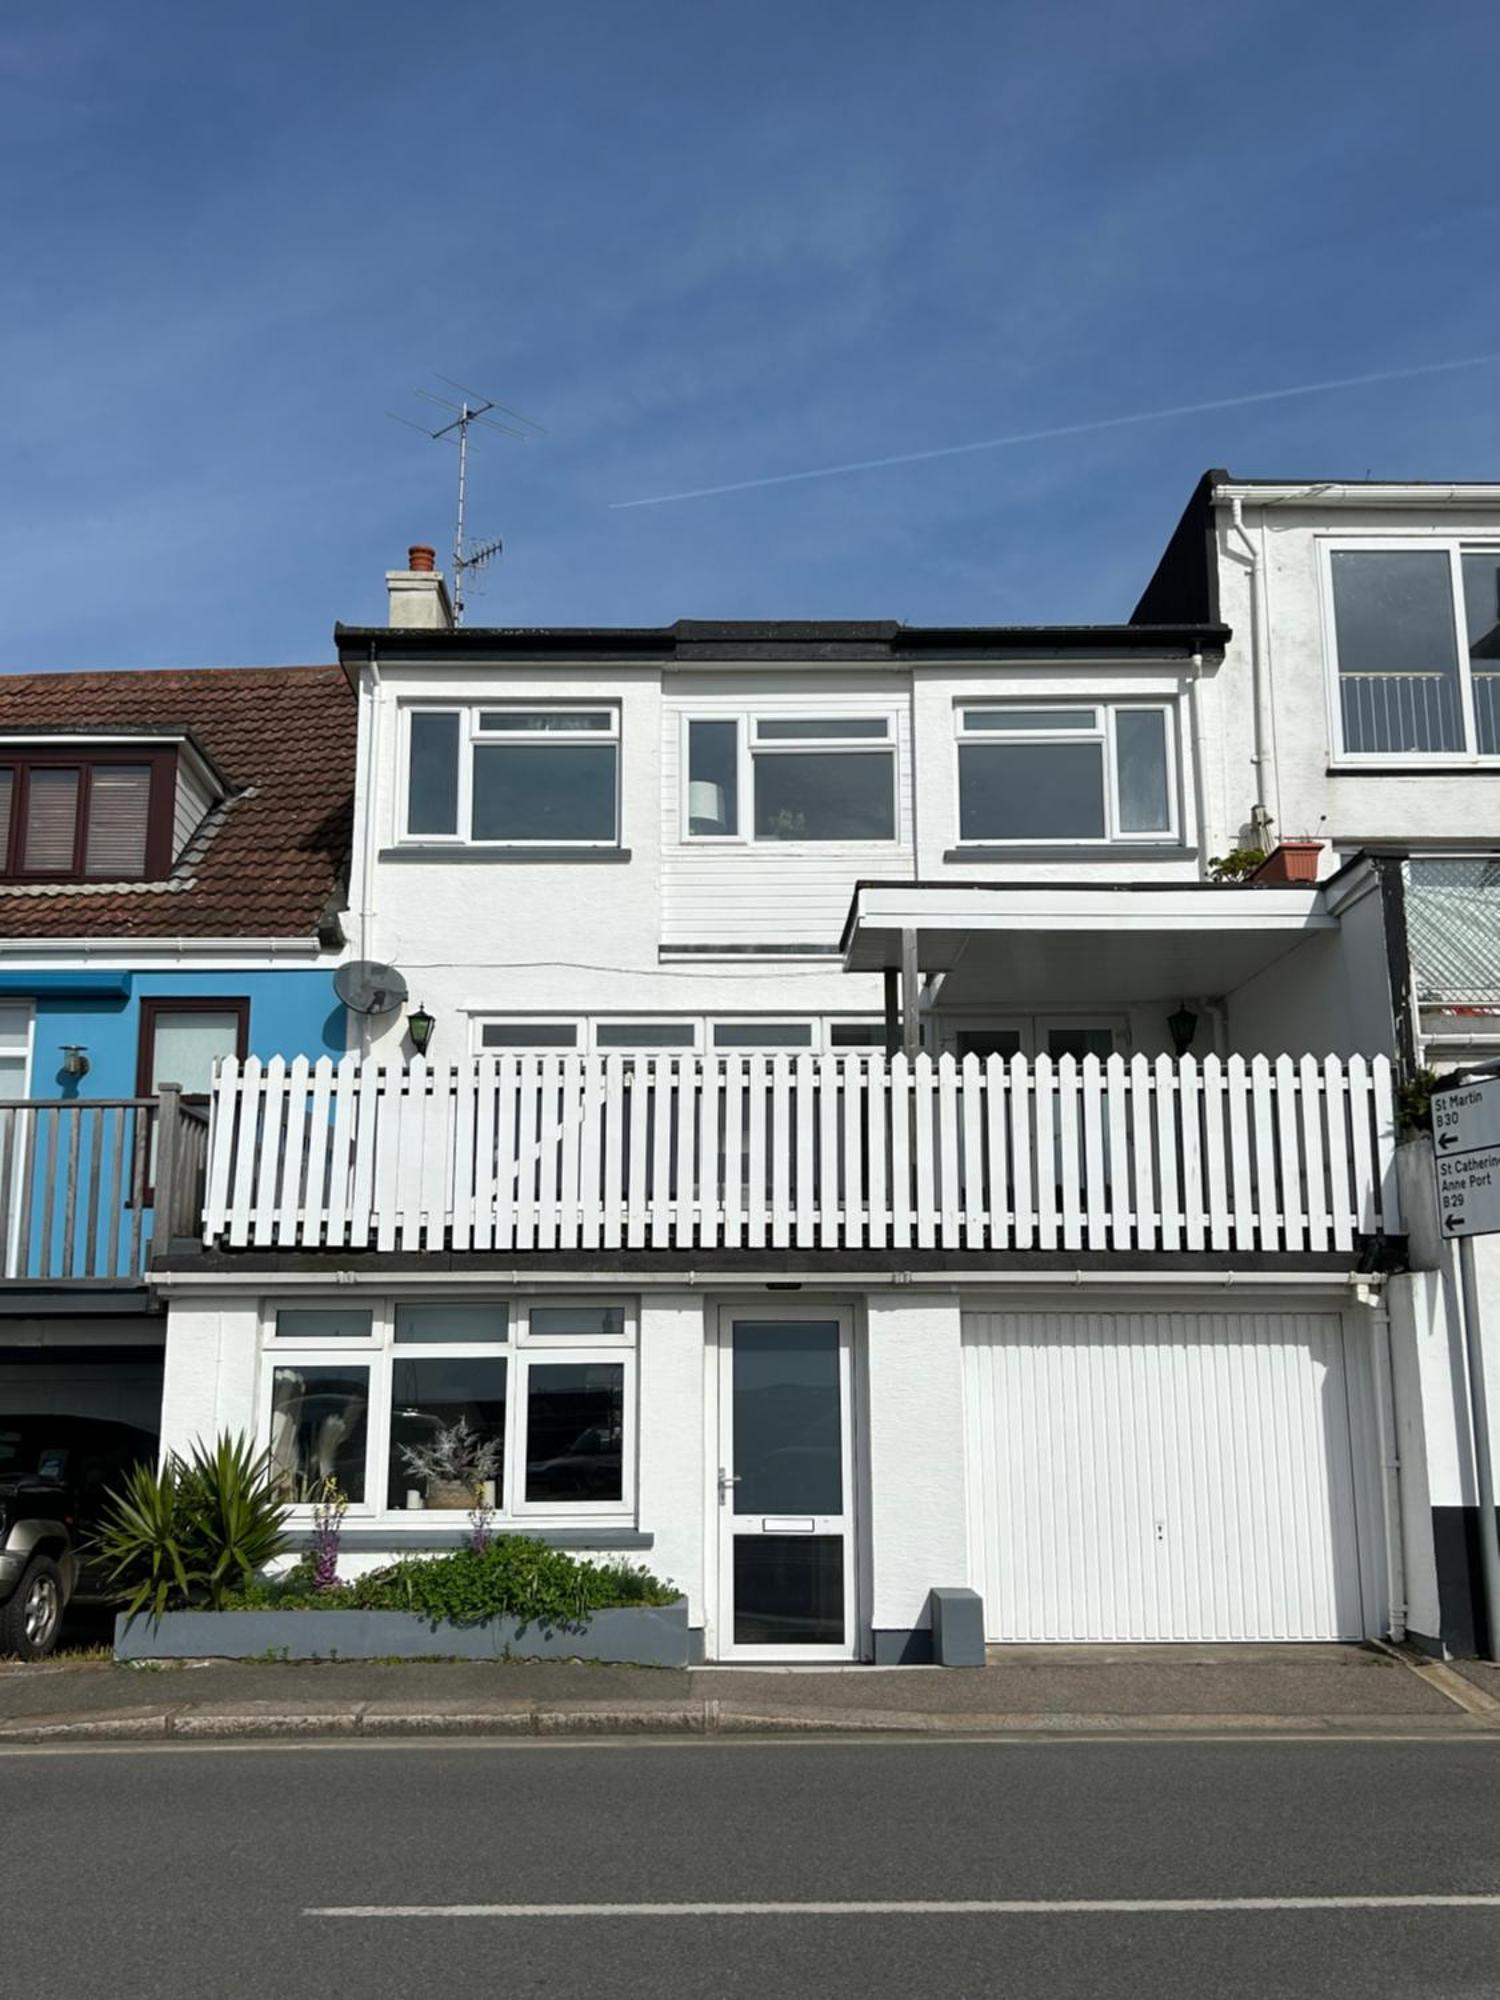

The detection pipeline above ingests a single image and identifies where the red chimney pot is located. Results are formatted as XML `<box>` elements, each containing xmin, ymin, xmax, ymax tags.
<box><xmin>408</xmin><ymin>545</ymin><xmax>436</xmax><ymax>572</ymax></box>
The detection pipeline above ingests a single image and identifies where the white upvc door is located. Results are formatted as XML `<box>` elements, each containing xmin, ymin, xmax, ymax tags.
<box><xmin>714</xmin><ymin>1305</ymin><xmax>856</xmax><ymax>1661</ymax></box>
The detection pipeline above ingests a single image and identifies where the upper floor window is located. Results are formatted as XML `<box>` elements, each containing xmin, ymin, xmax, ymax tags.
<box><xmin>955</xmin><ymin>704</ymin><xmax>1175</xmax><ymax>845</ymax></box>
<box><xmin>1326</xmin><ymin>543</ymin><xmax>1500</xmax><ymax>759</ymax></box>
<box><xmin>0</xmin><ymin>751</ymin><xmax>175</xmax><ymax>882</ymax></box>
<box><xmin>406</xmin><ymin>706</ymin><xmax>620</xmax><ymax>846</ymax></box>
<box><xmin>684</xmin><ymin>714</ymin><xmax>897</xmax><ymax>843</ymax></box>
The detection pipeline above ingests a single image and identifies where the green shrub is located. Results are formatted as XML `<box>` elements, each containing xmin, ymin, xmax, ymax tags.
<box><xmin>222</xmin><ymin>1535</ymin><xmax>677</xmax><ymax>1626</ymax></box>
<box><xmin>96</xmin><ymin>1432</ymin><xmax>291</xmax><ymax>1617</ymax></box>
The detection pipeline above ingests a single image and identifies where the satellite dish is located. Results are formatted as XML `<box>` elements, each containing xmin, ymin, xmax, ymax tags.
<box><xmin>334</xmin><ymin>960</ymin><xmax>410</xmax><ymax>1017</ymax></box>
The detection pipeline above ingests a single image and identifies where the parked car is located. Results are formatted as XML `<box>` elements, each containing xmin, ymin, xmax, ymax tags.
<box><xmin>0</xmin><ymin>1417</ymin><xmax>158</xmax><ymax>1659</ymax></box>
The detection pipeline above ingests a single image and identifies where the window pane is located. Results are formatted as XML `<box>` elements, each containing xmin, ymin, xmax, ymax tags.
<box><xmin>84</xmin><ymin>765</ymin><xmax>152</xmax><ymax>876</ymax></box>
<box><xmin>389</xmin><ymin>1354</ymin><xmax>506</xmax><ymax>1510</ymax></box>
<box><xmin>1047</xmin><ymin>1025</ymin><xmax>1115</xmax><ymax>1060</ymax></box>
<box><xmin>395</xmin><ymin>1303</ymin><xmax>508</xmax><ymax>1344</ymax></box>
<box><xmin>829</xmin><ymin>1022</ymin><xmax>885</xmax><ymax>1047</ymax></box>
<box><xmin>1115</xmin><ymin>710</ymin><xmax>1171</xmax><ymax>834</ymax></box>
<box><xmin>0</xmin><ymin>769</ymin><xmax>12</xmax><ymax>871</ymax></box>
<box><xmin>529</xmin><ymin>1304</ymin><xmax>626</xmax><ymax>1338</ymax></box>
<box><xmin>1462</xmin><ymin>554</ymin><xmax>1500</xmax><ymax>756</ymax></box>
<box><xmin>275</xmin><ymin>1306</ymin><xmax>374</xmax><ymax>1340</ymax></box>
<box><xmin>525</xmin><ymin>1362</ymin><xmax>624</xmax><ymax>1503</ymax></box>
<box><xmin>753</xmin><ymin>751</ymin><xmax>894</xmax><ymax>841</ymax></box>
<box><xmin>755</xmin><ymin>717</ymin><xmax>888</xmax><ymax>739</ymax></box>
<box><xmin>713</xmin><ymin>1021</ymin><xmax>813</xmax><ymax>1048</ymax></box>
<box><xmin>147</xmin><ymin>1009</ymin><xmax>242</xmax><ymax>1093</ymax></box>
<box><xmin>734</xmin><ymin>1536</ymin><xmax>844</xmax><ymax>1646</ymax></box>
<box><xmin>594</xmin><ymin>1022</ymin><xmax>696</xmax><ymax>1048</ymax></box>
<box><xmin>22</xmin><ymin>768</ymin><xmax>79</xmax><ymax>873</ymax></box>
<box><xmin>956</xmin><ymin>1028</ymin><xmax>1023</xmax><ymax>1059</ymax></box>
<box><xmin>479</xmin><ymin>711</ymin><xmax>612</xmax><ymax>732</ymax></box>
<box><xmin>473</xmin><ymin>743</ymin><xmax>617</xmax><ymax>842</ymax></box>
<box><xmin>1331</xmin><ymin>549</ymin><xmax>1463</xmax><ymax>754</ymax></box>
<box><xmin>270</xmin><ymin>1363</ymin><xmax>369</xmax><ymax>1503</ymax></box>
<box><xmin>480</xmin><ymin>1021</ymin><xmax>578</xmax><ymax>1048</ymax></box>
<box><xmin>732</xmin><ymin>1321</ymin><xmax>842</xmax><ymax>1514</ymax></box>
<box><xmin>687</xmin><ymin>720</ymin><xmax>738</xmax><ymax>835</ymax></box>
<box><xmin>959</xmin><ymin>742</ymin><xmax>1105</xmax><ymax>840</ymax></box>
<box><xmin>962</xmin><ymin>709</ymin><xmax>1098</xmax><ymax>732</ymax></box>
<box><xmin>408</xmin><ymin>713</ymin><xmax>460</xmax><ymax>835</ymax></box>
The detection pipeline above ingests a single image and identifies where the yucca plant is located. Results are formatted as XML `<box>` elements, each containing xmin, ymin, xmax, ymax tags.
<box><xmin>95</xmin><ymin>1431</ymin><xmax>291</xmax><ymax>1618</ymax></box>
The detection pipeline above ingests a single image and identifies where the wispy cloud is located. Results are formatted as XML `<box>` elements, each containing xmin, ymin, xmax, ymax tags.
<box><xmin>610</xmin><ymin>354</ymin><xmax>1500</xmax><ymax>509</ymax></box>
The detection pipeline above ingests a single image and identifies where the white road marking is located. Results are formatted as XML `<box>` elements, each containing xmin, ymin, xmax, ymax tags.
<box><xmin>305</xmin><ymin>1894</ymin><xmax>1500</xmax><ymax>1919</ymax></box>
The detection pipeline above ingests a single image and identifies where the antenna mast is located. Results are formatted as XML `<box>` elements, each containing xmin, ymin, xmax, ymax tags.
<box><xmin>387</xmin><ymin>377</ymin><xmax>545</xmax><ymax>624</ymax></box>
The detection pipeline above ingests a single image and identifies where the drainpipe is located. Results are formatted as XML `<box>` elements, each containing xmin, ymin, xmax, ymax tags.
<box><xmin>1186</xmin><ymin>647</ymin><xmax>1212</xmax><ymax>879</ymax></box>
<box><xmin>1358</xmin><ymin>1277</ymin><xmax>1408</xmax><ymax>1643</ymax></box>
<box><xmin>354</xmin><ymin>642</ymin><xmax>383</xmax><ymax>1058</ymax></box>
<box><xmin>1225</xmin><ymin>498</ymin><xmax>1276</xmax><ymax>852</ymax></box>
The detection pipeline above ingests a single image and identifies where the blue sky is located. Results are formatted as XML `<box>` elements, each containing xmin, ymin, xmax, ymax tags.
<box><xmin>4</xmin><ymin>1</ymin><xmax>1500</xmax><ymax>668</ymax></box>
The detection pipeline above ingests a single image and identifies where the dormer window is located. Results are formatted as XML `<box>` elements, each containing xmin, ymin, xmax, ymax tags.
<box><xmin>0</xmin><ymin>748</ymin><xmax>178</xmax><ymax>883</ymax></box>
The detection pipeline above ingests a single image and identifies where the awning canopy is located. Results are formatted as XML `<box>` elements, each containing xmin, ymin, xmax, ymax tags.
<box><xmin>841</xmin><ymin>882</ymin><xmax>1334</xmax><ymax>1008</ymax></box>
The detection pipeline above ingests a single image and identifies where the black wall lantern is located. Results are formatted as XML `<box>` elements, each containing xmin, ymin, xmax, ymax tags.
<box><xmin>1167</xmin><ymin>1003</ymin><xmax>1198</xmax><ymax>1057</ymax></box>
<box><xmin>407</xmin><ymin>1005</ymin><xmax>436</xmax><ymax>1056</ymax></box>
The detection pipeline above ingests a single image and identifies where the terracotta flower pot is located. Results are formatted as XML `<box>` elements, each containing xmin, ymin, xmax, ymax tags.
<box><xmin>1249</xmin><ymin>840</ymin><xmax>1324</xmax><ymax>885</ymax></box>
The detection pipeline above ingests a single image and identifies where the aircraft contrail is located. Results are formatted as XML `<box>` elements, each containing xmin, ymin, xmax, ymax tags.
<box><xmin>610</xmin><ymin>353</ymin><xmax>1500</xmax><ymax>509</ymax></box>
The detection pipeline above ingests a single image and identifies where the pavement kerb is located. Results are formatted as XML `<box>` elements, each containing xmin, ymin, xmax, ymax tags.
<box><xmin>1</xmin><ymin>1700</ymin><xmax>1498</xmax><ymax>1744</ymax></box>
<box><xmin>1371</xmin><ymin>1640</ymin><xmax>1500</xmax><ymax>1719</ymax></box>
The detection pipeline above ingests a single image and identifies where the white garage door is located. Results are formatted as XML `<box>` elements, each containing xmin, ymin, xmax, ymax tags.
<box><xmin>963</xmin><ymin>1309</ymin><xmax>1378</xmax><ymax>1643</ymax></box>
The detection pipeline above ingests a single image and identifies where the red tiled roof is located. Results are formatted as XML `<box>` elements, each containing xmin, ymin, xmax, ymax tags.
<box><xmin>0</xmin><ymin>664</ymin><xmax>353</xmax><ymax>939</ymax></box>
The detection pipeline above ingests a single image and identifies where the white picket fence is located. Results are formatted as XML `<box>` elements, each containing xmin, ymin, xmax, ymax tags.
<box><xmin>202</xmin><ymin>1051</ymin><xmax>1401</xmax><ymax>1257</ymax></box>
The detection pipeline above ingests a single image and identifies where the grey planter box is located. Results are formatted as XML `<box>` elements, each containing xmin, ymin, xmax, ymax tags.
<box><xmin>113</xmin><ymin>1597</ymin><xmax>696</xmax><ymax>1666</ymax></box>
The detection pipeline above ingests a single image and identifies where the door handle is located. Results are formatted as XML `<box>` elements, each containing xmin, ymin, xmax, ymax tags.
<box><xmin>717</xmin><ymin>1467</ymin><xmax>740</xmax><ymax>1502</ymax></box>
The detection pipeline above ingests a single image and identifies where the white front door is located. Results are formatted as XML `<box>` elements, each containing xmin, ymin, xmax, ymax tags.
<box><xmin>715</xmin><ymin>1307</ymin><xmax>856</xmax><ymax>1661</ymax></box>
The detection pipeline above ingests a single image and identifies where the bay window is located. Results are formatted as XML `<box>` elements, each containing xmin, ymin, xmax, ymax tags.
<box><xmin>684</xmin><ymin>713</ymin><xmax>897</xmax><ymax>843</ymax></box>
<box><xmin>405</xmin><ymin>706</ymin><xmax>621</xmax><ymax>846</ymax></box>
<box><xmin>261</xmin><ymin>1297</ymin><xmax>634</xmax><ymax>1520</ymax></box>
<box><xmin>956</xmin><ymin>703</ymin><xmax>1175</xmax><ymax>845</ymax></box>
<box><xmin>1326</xmin><ymin>542</ymin><xmax>1500</xmax><ymax>758</ymax></box>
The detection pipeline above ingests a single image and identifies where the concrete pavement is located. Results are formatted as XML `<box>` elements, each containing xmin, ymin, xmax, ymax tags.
<box><xmin>3</xmin><ymin>1736</ymin><xmax>1500</xmax><ymax>1997</ymax></box>
<box><xmin>1</xmin><ymin>1640</ymin><xmax>1494</xmax><ymax>1741</ymax></box>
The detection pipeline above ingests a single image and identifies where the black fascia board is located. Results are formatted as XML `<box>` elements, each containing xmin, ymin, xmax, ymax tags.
<box><xmin>336</xmin><ymin>619</ymin><xmax>1229</xmax><ymax>660</ymax></box>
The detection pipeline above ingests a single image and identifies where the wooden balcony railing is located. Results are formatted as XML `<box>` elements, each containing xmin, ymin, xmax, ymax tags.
<box><xmin>202</xmin><ymin>1052</ymin><xmax>1402</xmax><ymax>1259</ymax></box>
<box><xmin>0</xmin><ymin>1090</ymin><xmax>209</xmax><ymax>1284</ymax></box>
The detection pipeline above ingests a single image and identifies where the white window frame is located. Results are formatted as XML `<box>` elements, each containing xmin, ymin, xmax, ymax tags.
<box><xmin>952</xmin><ymin>701</ymin><xmax>1179</xmax><ymax>847</ymax></box>
<box><xmin>401</xmin><ymin>702</ymin><xmax>622</xmax><ymax>849</ymax></box>
<box><xmin>469</xmin><ymin>1015</ymin><xmax>882</xmax><ymax>1056</ymax></box>
<box><xmin>257</xmin><ymin>1296</ymin><xmax>635</xmax><ymax>1525</ymax></box>
<box><xmin>1319</xmin><ymin>536</ymin><xmax>1500</xmax><ymax>766</ymax></box>
<box><xmin>679</xmin><ymin>710</ymin><xmax>900</xmax><ymax>847</ymax></box>
<box><xmin>0</xmin><ymin>1002</ymin><xmax>35</xmax><ymax>1095</ymax></box>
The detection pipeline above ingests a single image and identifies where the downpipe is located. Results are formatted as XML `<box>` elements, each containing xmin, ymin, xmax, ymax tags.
<box><xmin>1226</xmin><ymin>497</ymin><xmax>1276</xmax><ymax>852</ymax></box>
<box><xmin>1357</xmin><ymin>1277</ymin><xmax>1407</xmax><ymax>1644</ymax></box>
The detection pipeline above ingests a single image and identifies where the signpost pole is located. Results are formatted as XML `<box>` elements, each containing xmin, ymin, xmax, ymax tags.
<box><xmin>1457</xmin><ymin>1233</ymin><xmax>1500</xmax><ymax>1663</ymax></box>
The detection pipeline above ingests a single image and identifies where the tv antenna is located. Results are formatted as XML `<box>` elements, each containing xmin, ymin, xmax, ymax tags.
<box><xmin>387</xmin><ymin>376</ymin><xmax>545</xmax><ymax>623</ymax></box>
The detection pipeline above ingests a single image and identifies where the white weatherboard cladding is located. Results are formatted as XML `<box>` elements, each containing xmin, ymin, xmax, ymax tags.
<box><xmin>661</xmin><ymin>677</ymin><xmax>914</xmax><ymax>948</ymax></box>
<box><xmin>962</xmin><ymin>1308</ymin><xmax>1378</xmax><ymax>1642</ymax></box>
<box><xmin>173</xmin><ymin>755</ymin><xmax>217</xmax><ymax>857</ymax></box>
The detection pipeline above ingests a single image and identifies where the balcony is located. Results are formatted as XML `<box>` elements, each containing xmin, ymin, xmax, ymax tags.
<box><xmin>0</xmin><ymin>1092</ymin><xmax>208</xmax><ymax>1288</ymax></box>
<box><xmin>1340</xmin><ymin>669</ymin><xmax>1500</xmax><ymax>756</ymax></box>
<box><xmin>198</xmin><ymin>1052</ymin><xmax>1401</xmax><ymax>1260</ymax></box>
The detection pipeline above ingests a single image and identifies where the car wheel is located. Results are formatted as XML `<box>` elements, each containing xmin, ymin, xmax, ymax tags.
<box><xmin>0</xmin><ymin>1554</ymin><xmax>66</xmax><ymax>1660</ymax></box>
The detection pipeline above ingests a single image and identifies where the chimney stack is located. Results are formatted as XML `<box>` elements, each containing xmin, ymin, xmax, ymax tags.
<box><xmin>386</xmin><ymin>543</ymin><xmax>454</xmax><ymax>630</ymax></box>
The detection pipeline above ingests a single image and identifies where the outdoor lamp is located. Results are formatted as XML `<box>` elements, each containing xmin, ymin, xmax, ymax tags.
<box><xmin>60</xmin><ymin>1045</ymin><xmax>90</xmax><ymax>1078</ymax></box>
<box><xmin>1167</xmin><ymin>1004</ymin><xmax>1198</xmax><ymax>1057</ymax></box>
<box><xmin>407</xmin><ymin>1005</ymin><xmax>436</xmax><ymax>1056</ymax></box>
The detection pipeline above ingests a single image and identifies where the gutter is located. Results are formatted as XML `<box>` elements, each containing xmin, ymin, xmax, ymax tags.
<box><xmin>0</xmin><ymin>937</ymin><xmax>335</xmax><ymax>961</ymax></box>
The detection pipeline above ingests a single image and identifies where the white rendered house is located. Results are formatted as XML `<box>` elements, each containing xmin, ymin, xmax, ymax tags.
<box><xmin>150</xmin><ymin>502</ymin><xmax>1500</xmax><ymax>1663</ymax></box>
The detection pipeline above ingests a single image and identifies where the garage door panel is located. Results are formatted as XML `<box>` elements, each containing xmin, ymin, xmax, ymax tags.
<box><xmin>963</xmin><ymin>1309</ymin><xmax>1371</xmax><ymax>1643</ymax></box>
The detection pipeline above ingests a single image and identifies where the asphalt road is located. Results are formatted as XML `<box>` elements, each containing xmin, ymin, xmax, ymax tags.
<box><xmin>4</xmin><ymin>1736</ymin><xmax>1499</xmax><ymax>1998</ymax></box>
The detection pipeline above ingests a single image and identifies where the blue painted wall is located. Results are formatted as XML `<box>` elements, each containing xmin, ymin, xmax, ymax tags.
<box><xmin>7</xmin><ymin>971</ymin><xmax>346</xmax><ymax>1100</ymax></box>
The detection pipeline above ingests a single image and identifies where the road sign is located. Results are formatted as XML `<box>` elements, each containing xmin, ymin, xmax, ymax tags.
<box><xmin>1434</xmin><ymin>1074</ymin><xmax>1500</xmax><ymax>1238</ymax></box>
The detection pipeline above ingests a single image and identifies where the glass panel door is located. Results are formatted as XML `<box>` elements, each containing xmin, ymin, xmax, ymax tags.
<box><xmin>716</xmin><ymin>1311</ymin><xmax>855</xmax><ymax>1660</ymax></box>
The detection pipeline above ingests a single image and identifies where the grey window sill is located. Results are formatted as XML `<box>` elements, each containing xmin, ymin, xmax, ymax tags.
<box><xmin>380</xmin><ymin>845</ymin><xmax>632</xmax><ymax>864</ymax></box>
<box><xmin>285</xmin><ymin>1524</ymin><xmax>652</xmax><ymax>1552</ymax></box>
<box><xmin>942</xmin><ymin>844</ymin><xmax>1197</xmax><ymax>862</ymax></box>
